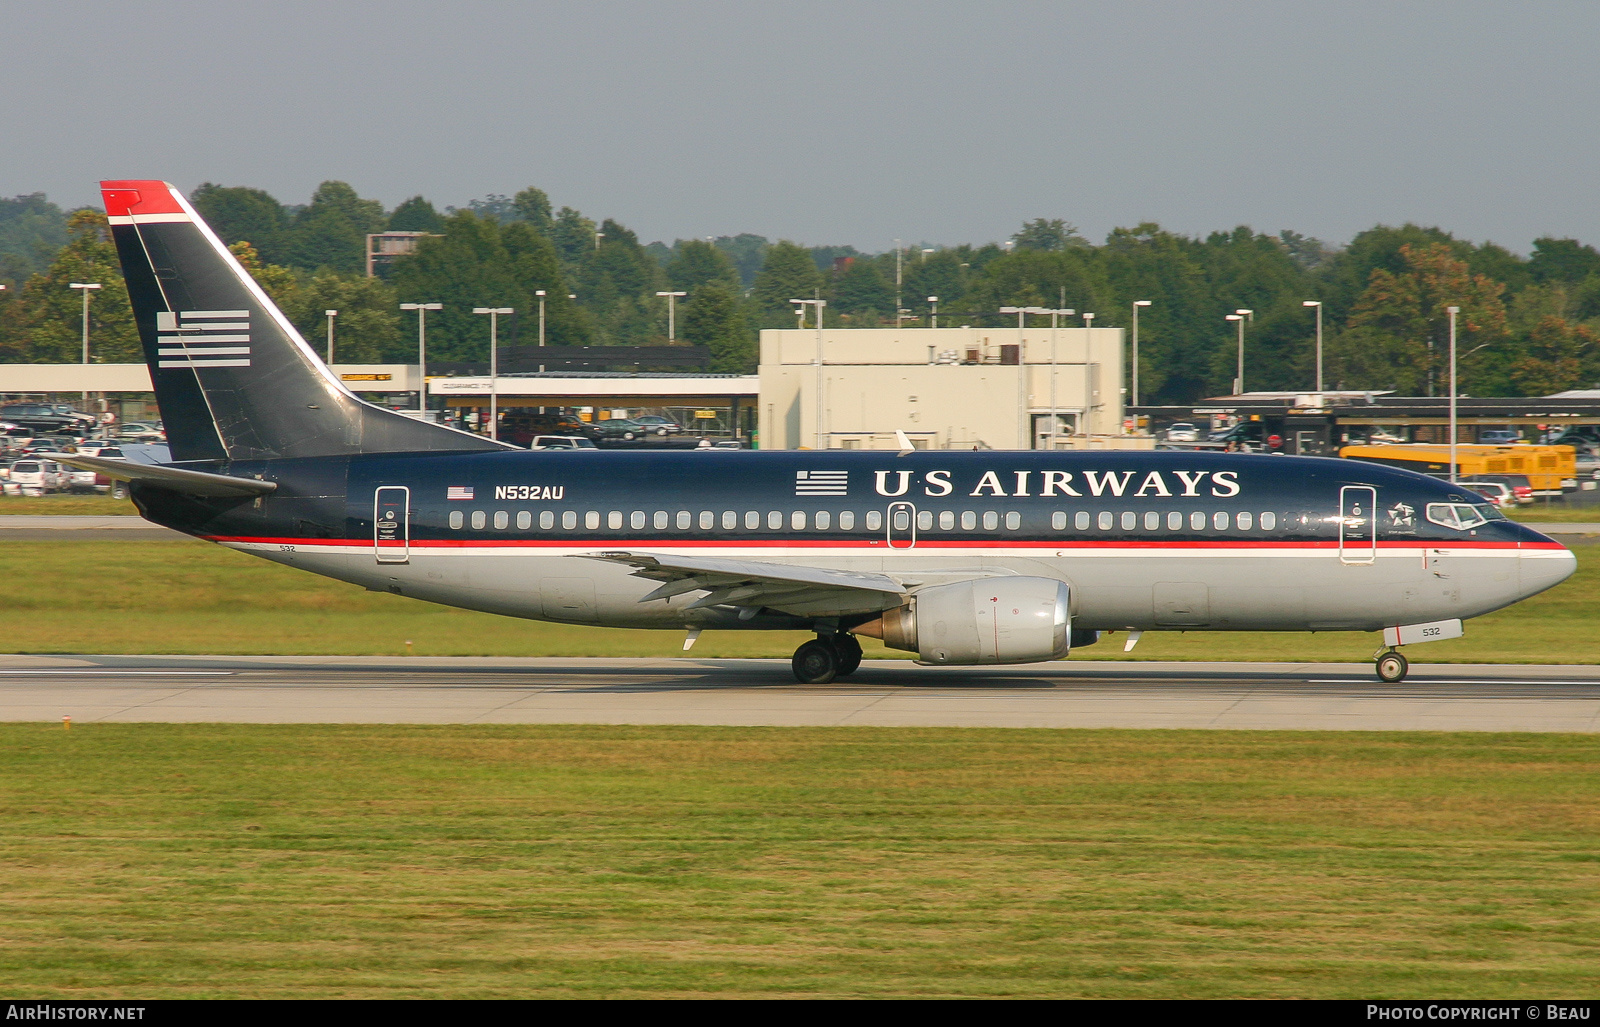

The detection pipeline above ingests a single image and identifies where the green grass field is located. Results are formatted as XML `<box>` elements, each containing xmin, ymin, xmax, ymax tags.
<box><xmin>0</xmin><ymin>724</ymin><xmax>1595</xmax><ymax>999</ymax></box>
<box><xmin>0</xmin><ymin>494</ymin><xmax>138</xmax><ymax>515</ymax></box>
<box><xmin>0</xmin><ymin>538</ymin><xmax>1594</xmax><ymax>663</ymax></box>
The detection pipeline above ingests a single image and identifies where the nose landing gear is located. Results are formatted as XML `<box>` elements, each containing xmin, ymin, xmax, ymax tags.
<box><xmin>791</xmin><ymin>633</ymin><xmax>864</xmax><ymax>684</ymax></box>
<box><xmin>1375</xmin><ymin>648</ymin><xmax>1409</xmax><ymax>683</ymax></box>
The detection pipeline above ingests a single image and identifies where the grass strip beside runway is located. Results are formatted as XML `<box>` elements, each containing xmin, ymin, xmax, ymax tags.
<box><xmin>0</xmin><ymin>724</ymin><xmax>1595</xmax><ymax>998</ymax></box>
<box><xmin>0</xmin><ymin>539</ymin><xmax>1593</xmax><ymax>663</ymax></box>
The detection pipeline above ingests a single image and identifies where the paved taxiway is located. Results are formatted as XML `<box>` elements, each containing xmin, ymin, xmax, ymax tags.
<box><xmin>2</xmin><ymin>654</ymin><xmax>1597</xmax><ymax>732</ymax></box>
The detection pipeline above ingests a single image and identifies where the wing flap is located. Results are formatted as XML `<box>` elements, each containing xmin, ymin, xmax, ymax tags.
<box><xmin>580</xmin><ymin>551</ymin><xmax>908</xmax><ymax>618</ymax></box>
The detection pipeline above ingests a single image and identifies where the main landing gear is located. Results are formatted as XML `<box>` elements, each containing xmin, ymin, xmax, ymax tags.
<box><xmin>1375</xmin><ymin>648</ymin><xmax>1409</xmax><ymax>683</ymax></box>
<box><xmin>791</xmin><ymin>633</ymin><xmax>863</xmax><ymax>684</ymax></box>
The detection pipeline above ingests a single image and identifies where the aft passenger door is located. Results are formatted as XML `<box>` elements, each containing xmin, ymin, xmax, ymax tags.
<box><xmin>1339</xmin><ymin>485</ymin><xmax>1377</xmax><ymax>565</ymax></box>
<box><xmin>374</xmin><ymin>486</ymin><xmax>410</xmax><ymax>564</ymax></box>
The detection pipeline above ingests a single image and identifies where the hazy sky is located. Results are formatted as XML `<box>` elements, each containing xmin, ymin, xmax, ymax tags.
<box><xmin>5</xmin><ymin>1</ymin><xmax>1598</xmax><ymax>254</ymax></box>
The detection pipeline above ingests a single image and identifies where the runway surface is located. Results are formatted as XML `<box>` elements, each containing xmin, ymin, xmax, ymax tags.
<box><xmin>2</xmin><ymin>654</ymin><xmax>1598</xmax><ymax>732</ymax></box>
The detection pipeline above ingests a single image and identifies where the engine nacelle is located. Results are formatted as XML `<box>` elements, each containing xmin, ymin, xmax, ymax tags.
<box><xmin>858</xmin><ymin>576</ymin><xmax>1072</xmax><ymax>665</ymax></box>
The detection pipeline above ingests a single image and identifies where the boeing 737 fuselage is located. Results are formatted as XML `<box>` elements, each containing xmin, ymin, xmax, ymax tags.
<box><xmin>63</xmin><ymin>181</ymin><xmax>1577</xmax><ymax>684</ymax></box>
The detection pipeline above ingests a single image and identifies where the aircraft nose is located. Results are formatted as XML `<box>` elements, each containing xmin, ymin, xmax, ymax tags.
<box><xmin>1519</xmin><ymin>536</ymin><xmax>1578</xmax><ymax>599</ymax></box>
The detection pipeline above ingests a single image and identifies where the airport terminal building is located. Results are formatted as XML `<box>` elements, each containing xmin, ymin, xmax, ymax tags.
<box><xmin>756</xmin><ymin>326</ymin><xmax>1131</xmax><ymax>450</ymax></box>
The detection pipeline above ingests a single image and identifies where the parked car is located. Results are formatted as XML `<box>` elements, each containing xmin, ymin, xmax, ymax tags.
<box><xmin>1466</xmin><ymin>474</ymin><xmax>1535</xmax><ymax>504</ymax></box>
<box><xmin>1478</xmin><ymin>429</ymin><xmax>1520</xmax><ymax>445</ymax></box>
<box><xmin>528</xmin><ymin>435</ymin><xmax>598</xmax><ymax>450</ymax></box>
<box><xmin>2</xmin><ymin>459</ymin><xmax>68</xmax><ymax>495</ymax></box>
<box><xmin>1459</xmin><ymin>481</ymin><xmax>1514</xmax><ymax>507</ymax></box>
<box><xmin>72</xmin><ymin>441</ymin><xmax>123</xmax><ymax>458</ymax></box>
<box><xmin>590</xmin><ymin>418</ymin><xmax>648</xmax><ymax>441</ymax></box>
<box><xmin>630</xmin><ymin>415</ymin><xmax>682</xmax><ymax>436</ymax></box>
<box><xmin>0</xmin><ymin>403</ymin><xmax>94</xmax><ymax>433</ymax></box>
<box><xmin>114</xmin><ymin>423</ymin><xmax>166</xmax><ymax>441</ymax></box>
<box><xmin>1163</xmin><ymin>422</ymin><xmax>1200</xmax><ymax>442</ymax></box>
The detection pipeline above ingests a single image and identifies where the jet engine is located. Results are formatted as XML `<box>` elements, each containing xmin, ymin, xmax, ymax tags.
<box><xmin>854</xmin><ymin>576</ymin><xmax>1075</xmax><ymax>665</ymax></box>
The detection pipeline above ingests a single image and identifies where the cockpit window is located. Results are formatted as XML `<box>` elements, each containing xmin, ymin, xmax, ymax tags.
<box><xmin>1426</xmin><ymin>502</ymin><xmax>1489</xmax><ymax>530</ymax></box>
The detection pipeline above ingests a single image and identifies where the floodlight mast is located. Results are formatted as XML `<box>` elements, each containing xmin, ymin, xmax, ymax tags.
<box><xmin>400</xmin><ymin>302</ymin><xmax>443</xmax><ymax>414</ymax></box>
<box><xmin>472</xmin><ymin>307</ymin><xmax>514</xmax><ymax>440</ymax></box>
<box><xmin>1131</xmin><ymin>300</ymin><xmax>1152</xmax><ymax>408</ymax></box>
<box><xmin>790</xmin><ymin>298</ymin><xmax>827</xmax><ymax>449</ymax></box>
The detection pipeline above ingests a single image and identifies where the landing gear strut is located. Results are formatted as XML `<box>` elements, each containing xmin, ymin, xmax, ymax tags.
<box><xmin>791</xmin><ymin>634</ymin><xmax>862</xmax><ymax>684</ymax></box>
<box><xmin>1375</xmin><ymin>648</ymin><xmax>1409</xmax><ymax>683</ymax></box>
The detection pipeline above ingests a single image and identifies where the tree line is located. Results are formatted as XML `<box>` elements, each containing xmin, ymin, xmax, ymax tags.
<box><xmin>3</xmin><ymin>187</ymin><xmax>1599</xmax><ymax>402</ymax></box>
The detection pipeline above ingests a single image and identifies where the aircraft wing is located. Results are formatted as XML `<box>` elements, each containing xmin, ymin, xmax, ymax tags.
<box><xmin>580</xmin><ymin>551</ymin><xmax>908</xmax><ymax>618</ymax></box>
<box><xmin>50</xmin><ymin>454</ymin><xmax>277</xmax><ymax>499</ymax></box>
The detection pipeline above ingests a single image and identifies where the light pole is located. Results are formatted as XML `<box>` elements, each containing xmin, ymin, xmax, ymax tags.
<box><xmin>400</xmin><ymin>302</ymin><xmax>442</xmax><ymax>415</ymax></box>
<box><xmin>472</xmin><ymin>306</ymin><xmax>513</xmax><ymax>440</ymax></box>
<box><xmin>324</xmin><ymin>309</ymin><xmax>337</xmax><ymax>363</ymax></box>
<box><xmin>69</xmin><ymin>283</ymin><xmax>102</xmax><ymax>365</ymax></box>
<box><xmin>1227</xmin><ymin>308</ymin><xmax>1253</xmax><ymax>394</ymax></box>
<box><xmin>1131</xmin><ymin>300</ymin><xmax>1151</xmax><ymax>408</ymax></box>
<box><xmin>1303</xmin><ymin>300</ymin><xmax>1323</xmax><ymax>393</ymax></box>
<box><xmin>655</xmin><ymin>291</ymin><xmax>687</xmax><ymax>341</ymax></box>
<box><xmin>1447</xmin><ymin>305</ymin><xmax>1459</xmax><ymax>483</ymax></box>
<box><xmin>894</xmin><ymin>239</ymin><xmax>903</xmax><ymax>327</ymax></box>
<box><xmin>1046</xmin><ymin>307</ymin><xmax>1075</xmax><ymax>448</ymax></box>
<box><xmin>927</xmin><ymin>296</ymin><xmax>938</xmax><ymax>329</ymax></box>
<box><xmin>69</xmin><ymin>282</ymin><xmax>101</xmax><ymax>405</ymax></box>
<box><xmin>790</xmin><ymin>298</ymin><xmax>827</xmax><ymax>448</ymax></box>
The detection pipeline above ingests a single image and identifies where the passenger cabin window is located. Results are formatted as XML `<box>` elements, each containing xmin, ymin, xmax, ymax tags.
<box><xmin>1167</xmin><ymin>511</ymin><xmax>1182</xmax><ymax>530</ymax></box>
<box><xmin>562</xmin><ymin>511</ymin><xmax>577</xmax><ymax>530</ymax></box>
<box><xmin>654</xmin><ymin>511</ymin><xmax>668</xmax><ymax>530</ymax></box>
<box><xmin>1051</xmin><ymin>511</ymin><xmax>1067</xmax><ymax>531</ymax></box>
<box><xmin>839</xmin><ymin>511</ymin><xmax>856</xmax><ymax>530</ymax></box>
<box><xmin>540</xmin><ymin>511</ymin><xmax>555</xmax><ymax>530</ymax></box>
<box><xmin>1237</xmin><ymin>511</ymin><xmax>1253</xmax><ymax>530</ymax></box>
<box><xmin>1098</xmin><ymin>511</ymin><xmax>1114</xmax><ymax>530</ymax></box>
<box><xmin>471</xmin><ymin>511</ymin><xmax>486</xmax><ymax>530</ymax></box>
<box><xmin>1005</xmin><ymin>511</ymin><xmax>1020</xmax><ymax>530</ymax></box>
<box><xmin>943</xmin><ymin>511</ymin><xmax>957</xmax><ymax>531</ymax></box>
<box><xmin>1213</xmin><ymin>511</ymin><xmax>1228</xmax><ymax>531</ymax></box>
<box><xmin>632</xmin><ymin>511</ymin><xmax>646</xmax><ymax>530</ymax></box>
<box><xmin>866</xmin><ymin>510</ymin><xmax>883</xmax><ymax>531</ymax></box>
<box><xmin>1426</xmin><ymin>503</ymin><xmax>1489</xmax><ymax>530</ymax></box>
<box><xmin>745</xmin><ymin>511</ymin><xmax>760</xmax><ymax>529</ymax></box>
<box><xmin>585</xmin><ymin>511</ymin><xmax>600</xmax><ymax>530</ymax></box>
<box><xmin>1190</xmin><ymin>511</ymin><xmax>1205</xmax><ymax>530</ymax></box>
<box><xmin>816</xmin><ymin>511</ymin><xmax>831</xmax><ymax>530</ymax></box>
<box><xmin>1075</xmin><ymin>512</ymin><xmax>1090</xmax><ymax>531</ymax></box>
<box><xmin>962</xmin><ymin>511</ymin><xmax>977</xmax><ymax>530</ymax></box>
<box><xmin>699</xmin><ymin>511</ymin><xmax>714</xmax><ymax>530</ymax></box>
<box><xmin>722</xmin><ymin>511</ymin><xmax>737</xmax><ymax>530</ymax></box>
<box><xmin>1260</xmin><ymin>511</ymin><xmax>1277</xmax><ymax>530</ymax></box>
<box><xmin>791</xmin><ymin>511</ymin><xmax>806</xmax><ymax>530</ymax></box>
<box><xmin>449</xmin><ymin>511</ymin><xmax>464</xmax><ymax>529</ymax></box>
<box><xmin>768</xmin><ymin>511</ymin><xmax>783</xmax><ymax>529</ymax></box>
<box><xmin>677</xmin><ymin>511</ymin><xmax>691</xmax><ymax>530</ymax></box>
<box><xmin>983</xmin><ymin>511</ymin><xmax>999</xmax><ymax>530</ymax></box>
<box><xmin>494</xmin><ymin>511</ymin><xmax>509</xmax><ymax>530</ymax></box>
<box><xmin>917</xmin><ymin>510</ymin><xmax>933</xmax><ymax>530</ymax></box>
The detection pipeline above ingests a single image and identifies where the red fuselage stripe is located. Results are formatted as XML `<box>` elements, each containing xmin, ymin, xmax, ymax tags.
<box><xmin>204</xmin><ymin>534</ymin><xmax>1558</xmax><ymax>551</ymax></box>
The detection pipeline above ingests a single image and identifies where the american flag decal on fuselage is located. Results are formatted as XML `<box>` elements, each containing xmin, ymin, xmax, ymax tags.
<box><xmin>156</xmin><ymin>309</ymin><xmax>251</xmax><ymax>368</ymax></box>
<box><xmin>447</xmin><ymin>486</ymin><xmax>474</xmax><ymax>500</ymax></box>
<box><xmin>795</xmin><ymin>470</ymin><xmax>848</xmax><ymax>496</ymax></box>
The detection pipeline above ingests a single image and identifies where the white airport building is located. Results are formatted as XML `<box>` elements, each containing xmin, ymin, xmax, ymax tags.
<box><xmin>756</xmin><ymin>326</ymin><xmax>1139</xmax><ymax>450</ymax></box>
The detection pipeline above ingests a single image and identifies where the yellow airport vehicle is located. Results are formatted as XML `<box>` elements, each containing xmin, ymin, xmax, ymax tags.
<box><xmin>1339</xmin><ymin>443</ymin><xmax>1577</xmax><ymax>495</ymax></box>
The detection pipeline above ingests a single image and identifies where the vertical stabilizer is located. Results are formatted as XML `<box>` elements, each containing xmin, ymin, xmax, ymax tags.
<box><xmin>101</xmin><ymin>180</ymin><xmax>507</xmax><ymax>462</ymax></box>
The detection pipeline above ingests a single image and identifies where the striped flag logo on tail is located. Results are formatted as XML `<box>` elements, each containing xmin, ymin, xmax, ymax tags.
<box><xmin>795</xmin><ymin>470</ymin><xmax>849</xmax><ymax>496</ymax></box>
<box><xmin>156</xmin><ymin>309</ymin><xmax>252</xmax><ymax>369</ymax></box>
<box><xmin>447</xmin><ymin>486</ymin><xmax>474</xmax><ymax>501</ymax></box>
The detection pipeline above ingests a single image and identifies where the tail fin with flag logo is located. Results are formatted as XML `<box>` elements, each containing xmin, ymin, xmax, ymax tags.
<box><xmin>101</xmin><ymin>180</ymin><xmax>506</xmax><ymax>463</ymax></box>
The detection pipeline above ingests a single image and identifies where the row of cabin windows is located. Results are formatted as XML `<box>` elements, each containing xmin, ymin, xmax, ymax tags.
<box><xmin>445</xmin><ymin>508</ymin><xmax>1280</xmax><ymax>533</ymax></box>
<box><xmin>1051</xmin><ymin>510</ymin><xmax>1278</xmax><ymax>532</ymax></box>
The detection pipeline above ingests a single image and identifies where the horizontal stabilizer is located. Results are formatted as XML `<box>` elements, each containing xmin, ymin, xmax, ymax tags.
<box><xmin>51</xmin><ymin>455</ymin><xmax>277</xmax><ymax>498</ymax></box>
